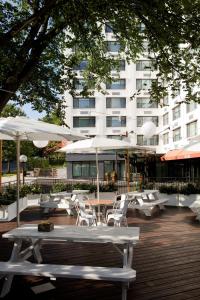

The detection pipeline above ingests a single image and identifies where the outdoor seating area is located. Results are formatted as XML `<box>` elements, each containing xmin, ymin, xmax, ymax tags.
<box><xmin>0</xmin><ymin>204</ymin><xmax>200</xmax><ymax>299</ymax></box>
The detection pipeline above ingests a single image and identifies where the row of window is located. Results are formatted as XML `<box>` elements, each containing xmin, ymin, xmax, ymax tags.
<box><xmin>73</xmin><ymin>116</ymin><xmax>159</xmax><ymax>128</ymax></box>
<box><xmin>74</xmin><ymin>59</ymin><xmax>155</xmax><ymax>72</ymax></box>
<box><xmin>74</xmin><ymin>78</ymin><xmax>156</xmax><ymax>90</ymax></box>
<box><xmin>163</xmin><ymin>121</ymin><xmax>197</xmax><ymax>144</ymax></box>
<box><xmin>163</xmin><ymin>102</ymin><xmax>198</xmax><ymax>125</ymax></box>
<box><xmin>73</xmin><ymin>97</ymin><xmax>158</xmax><ymax>109</ymax></box>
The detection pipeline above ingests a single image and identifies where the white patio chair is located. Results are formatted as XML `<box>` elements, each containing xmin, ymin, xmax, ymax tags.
<box><xmin>75</xmin><ymin>199</ymin><xmax>97</xmax><ymax>226</ymax></box>
<box><xmin>106</xmin><ymin>195</ymin><xmax>129</xmax><ymax>227</ymax></box>
<box><xmin>190</xmin><ymin>200</ymin><xmax>200</xmax><ymax>221</ymax></box>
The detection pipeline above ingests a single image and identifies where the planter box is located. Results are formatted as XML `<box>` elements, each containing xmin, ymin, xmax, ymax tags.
<box><xmin>159</xmin><ymin>193</ymin><xmax>200</xmax><ymax>207</ymax></box>
<box><xmin>0</xmin><ymin>197</ymin><xmax>27</xmax><ymax>221</ymax></box>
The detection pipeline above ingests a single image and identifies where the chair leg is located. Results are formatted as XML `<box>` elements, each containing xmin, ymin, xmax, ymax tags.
<box><xmin>122</xmin><ymin>283</ymin><xmax>127</xmax><ymax>300</ymax></box>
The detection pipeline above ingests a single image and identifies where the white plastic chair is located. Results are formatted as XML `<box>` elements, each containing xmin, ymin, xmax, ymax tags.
<box><xmin>106</xmin><ymin>194</ymin><xmax>129</xmax><ymax>227</ymax></box>
<box><xmin>75</xmin><ymin>199</ymin><xmax>97</xmax><ymax>226</ymax></box>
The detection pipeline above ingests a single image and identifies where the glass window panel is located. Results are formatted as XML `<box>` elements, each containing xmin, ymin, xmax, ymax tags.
<box><xmin>106</xmin><ymin>79</ymin><xmax>126</xmax><ymax>89</ymax></box>
<box><xmin>173</xmin><ymin>127</ymin><xmax>181</xmax><ymax>142</ymax></box>
<box><xmin>136</xmin><ymin>60</ymin><xmax>156</xmax><ymax>71</ymax></box>
<box><xmin>163</xmin><ymin>133</ymin><xmax>169</xmax><ymax>145</ymax></box>
<box><xmin>105</xmin><ymin>23</ymin><xmax>113</xmax><ymax>33</ymax></box>
<box><xmin>172</xmin><ymin>105</ymin><xmax>181</xmax><ymax>120</ymax></box>
<box><xmin>74</xmin><ymin>60</ymin><xmax>88</xmax><ymax>70</ymax></box>
<box><xmin>137</xmin><ymin>135</ymin><xmax>159</xmax><ymax>146</ymax></box>
<box><xmin>72</xmin><ymin>163</ymin><xmax>82</xmax><ymax>177</ymax></box>
<box><xmin>106</xmin><ymin>97</ymin><xmax>126</xmax><ymax>108</ymax></box>
<box><xmin>107</xmin><ymin>41</ymin><xmax>121</xmax><ymax>52</ymax></box>
<box><xmin>186</xmin><ymin>101</ymin><xmax>197</xmax><ymax>113</ymax></box>
<box><xmin>73</xmin><ymin>98</ymin><xmax>95</xmax><ymax>108</ymax></box>
<box><xmin>163</xmin><ymin>113</ymin><xmax>169</xmax><ymax>126</ymax></box>
<box><xmin>73</xmin><ymin>117</ymin><xmax>95</xmax><ymax>127</ymax></box>
<box><xmin>106</xmin><ymin>116</ymin><xmax>126</xmax><ymax>127</ymax></box>
<box><xmin>111</xmin><ymin>60</ymin><xmax>125</xmax><ymax>71</ymax></box>
<box><xmin>90</xmin><ymin>163</ymin><xmax>97</xmax><ymax>177</ymax></box>
<box><xmin>137</xmin><ymin>116</ymin><xmax>158</xmax><ymax>127</ymax></box>
<box><xmin>136</xmin><ymin>98</ymin><xmax>158</xmax><ymax>108</ymax></box>
<box><xmin>74</xmin><ymin>78</ymin><xmax>86</xmax><ymax>90</ymax></box>
<box><xmin>187</xmin><ymin>121</ymin><xmax>197</xmax><ymax>137</ymax></box>
<box><xmin>136</xmin><ymin>79</ymin><xmax>156</xmax><ymax>90</ymax></box>
<box><xmin>104</xmin><ymin>161</ymin><xmax>114</xmax><ymax>174</ymax></box>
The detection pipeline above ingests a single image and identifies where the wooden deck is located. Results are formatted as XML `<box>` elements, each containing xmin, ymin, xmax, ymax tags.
<box><xmin>0</xmin><ymin>206</ymin><xmax>200</xmax><ymax>300</ymax></box>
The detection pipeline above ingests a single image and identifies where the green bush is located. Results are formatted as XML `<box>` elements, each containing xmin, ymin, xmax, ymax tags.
<box><xmin>99</xmin><ymin>183</ymin><xmax>117</xmax><ymax>192</ymax></box>
<box><xmin>159</xmin><ymin>183</ymin><xmax>200</xmax><ymax>195</ymax></box>
<box><xmin>27</xmin><ymin>157</ymin><xmax>50</xmax><ymax>170</ymax></box>
<box><xmin>51</xmin><ymin>183</ymin><xmax>67</xmax><ymax>193</ymax></box>
<box><xmin>159</xmin><ymin>185</ymin><xmax>179</xmax><ymax>194</ymax></box>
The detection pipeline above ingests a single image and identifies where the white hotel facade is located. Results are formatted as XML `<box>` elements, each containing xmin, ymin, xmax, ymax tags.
<box><xmin>64</xmin><ymin>24</ymin><xmax>200</xmax><ymax>180</ymax></box>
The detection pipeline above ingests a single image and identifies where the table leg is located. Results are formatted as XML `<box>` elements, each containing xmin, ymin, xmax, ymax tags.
<box><xmin>32</xmin><ymin>239</ymin><xmax>42</xmax><ymax>263</ymax></box>
<box><xmin>0</xmin><ymin>239</ymin><xmax>22</xmax><ymax>297</ymax></box>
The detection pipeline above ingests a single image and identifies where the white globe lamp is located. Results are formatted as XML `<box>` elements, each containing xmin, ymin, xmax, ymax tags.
<box><xmin>33</xmin><ymin>140</ymin><xmax>49</xmax><ymax>148</ymax></box>
<box><xmin>141</xmin><ymin>121</ymin><xmax>156</xmax><ymax>138</ymax></box>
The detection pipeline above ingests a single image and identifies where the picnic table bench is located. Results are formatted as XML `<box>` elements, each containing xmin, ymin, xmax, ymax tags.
<box><xmin>0</xmin><ymin>224</ymin><xmax>139</xmax><ymax>300</ymax></box>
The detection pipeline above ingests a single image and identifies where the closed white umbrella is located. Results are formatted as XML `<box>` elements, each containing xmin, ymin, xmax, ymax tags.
<box><xmin>0</xmin><ymin>116</ymin><xmax>85</xmax><ymax>226</ymax></box>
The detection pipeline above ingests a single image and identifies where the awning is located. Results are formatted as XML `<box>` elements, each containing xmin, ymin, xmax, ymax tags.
<box><xmin>161</xmin><ymin>149</ymin><xmax>200</xmax><ymax>161</ymax></box>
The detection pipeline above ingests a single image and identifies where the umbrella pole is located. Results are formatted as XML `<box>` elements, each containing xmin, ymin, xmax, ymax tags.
<box><xmin>0</xmin><ymin>140</ymin><xmax>2</xmax><ymax>193</ymax></box>
<box><xmin>16</xmin><ymin>136</ymin><xmax>20</xmax><ymax>227</ymax></box>
<box><xmin>96</xmin><ymin>149</ymin><xmax>100</xmax><ymax>224</ymax></box>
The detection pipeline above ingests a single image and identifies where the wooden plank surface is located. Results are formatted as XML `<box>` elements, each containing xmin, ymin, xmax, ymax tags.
<box><xmin>0</xmin><ymin>205</ymin><xmax>200</xmax><ymax>299</ymax></box>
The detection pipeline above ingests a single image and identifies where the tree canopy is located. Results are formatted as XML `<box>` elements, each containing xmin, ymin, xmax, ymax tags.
<box><xmin>0</xmin><ymin>0</ymin><xmax>200</xmax><ymax>116</ymax></box>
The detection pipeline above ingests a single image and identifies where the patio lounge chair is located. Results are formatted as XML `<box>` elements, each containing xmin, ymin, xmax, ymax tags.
<box><xmin>190</xmin><ymin>200</ymin><xmax>200</xmax><ymax>221</ymax></box>
<box><xmin>130</xmin><ymin>195</ymin><xmax>167</xmax><ymax>217</ymax></box>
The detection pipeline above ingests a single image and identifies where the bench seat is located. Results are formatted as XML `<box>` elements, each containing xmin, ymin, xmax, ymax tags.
<box><xmin>0</xmin><ymin>261</ymin><xmax>136</xmax><ymax>299</ymax></box>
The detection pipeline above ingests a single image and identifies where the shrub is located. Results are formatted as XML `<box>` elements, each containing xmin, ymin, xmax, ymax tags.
<box><xmin>159</xmin><ymin>185</ymin><xmax>179</xmax><ymax>194</ymax></box>
<box><xmin>99</xmin><ymin>183</ymin><xmax>117</xmax><ymax>192</ymax></box>
<box><xmin>51</xmin><ymin>183</ymin><xmax>67</xmax><ymax>193</ymax></box>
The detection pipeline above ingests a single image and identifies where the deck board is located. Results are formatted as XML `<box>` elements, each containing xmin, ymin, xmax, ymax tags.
<box><xmin>0</xmin><ymin>205</ymin><xmax>200</xmax><ymax>299</ymax></box>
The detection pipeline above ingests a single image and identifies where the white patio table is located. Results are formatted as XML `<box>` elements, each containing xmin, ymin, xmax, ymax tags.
<box><xmin>0</xmin><ymin>224</ymin><xmax>140</xmax><ymax>299</ymax></box>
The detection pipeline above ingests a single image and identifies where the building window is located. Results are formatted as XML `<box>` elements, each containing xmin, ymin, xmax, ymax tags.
<box><xmin>163</xmin><ymin>97</ymin><xmax>169</xmax><ymax>106</ymax></box>
<box><xmin>138</xmin><ymin>23</ymin><xmax>146</xmax><ymax>33</ymax></box>
<box><xmin>106</xmin><ymin>79</ymin><xmax>126</xmax><ymax>89</ymax></box>
<box><xmin>105</xmin><ymin>22</ymin><xmax>113</xmax><ymax>33</ymax></box>
<box><xmin>111</xmin><ymin>60</ymin><xmax>125</xmax><ymax>71</ymax></box>
<box><xmin>172</xmin><ymin>105</ymin><xmax>181</xmax><ymax>120</ymax></box>
<box><xmin>173</xmin><ymin>127</ymin><xmax>181</xmax><ymax>142</ymax></box>
<box><xmin>72</xmin><ymin>162</ymin><xmax>96</xmax><ymax>178</ymax></box>
<box><xmin>142</xmin><ymin>40</ymin><xmax>149</xmax><ymax>52</ymax></box>
<box><xmin>186</xmin><ymin>101</ymin><xmax>197</xmax><ymax>113</ymax></box>
<box><xmin>137</xmin><ymin>116</ymin><xmax>158</xmax><ymax>127</ymax></box>
<box><xmin>136</xmin><ymin>98</ymin><xmax>158</xmax><ymax>108</ymax></box>
<box><xmin>106</xmin><ymin>41</ymin><xmax>121</xmax><ymax>52</ymax></box>
<box><xmin>73</xmin><ymin>117</ymin><xmax>95</xmax><ymax>127</ymax></box>
<box><xmin>106</xmin><ymin>97</ymin><xmax>126</xmax><ymax>108</ymax></box>
<box><xmin>106</xmin><ymin>116</ymin><xmax>126</xmax><ymax>127</ymax></box>
<box><xmin>163</xmin><ymin>113</ymin><xmax>169</xmax><ymax>126</ymax></box>
<box><xmin>187</xmin><ymin>121</ymin><xmax>197</xmax><ymax>138</ymax></box>
<box><xmin>104</xmin><ymin>161</ymin><xmax>115</xmax><ymax>174</ymax></box>
<box><xmin>136</xmin><ymin>60</ymin><xmax>156</xmax><ymax>71</ymax></box>
<box><xmin>107</xmin><ymin>135</ymin><xmax>124</xmax><ymax>140</ymax></box>
<box><xmin>163</xmin><ymin>133</ymin><xmax>169</xmax><ymax>145</ymax></box>
<box><xmin>74</xmin><ymin>78</ymin><xmax>86</xmax><ymax>90</ymax></box>
<box><xmin>73</xmin><ymin>60</ymin><xmax>88</xmax><ymax>70</ymax></box>
<box><xmin>73</xmin><ymin>98</ymin><xmax>95</xmax><ymax>109</ymax></box>
<box><xmin>137</xmin><ymin>135</ymin><xmax>159</xmax><ymax>146</ymax></box>
<box><xmin>136</xmin><ymin>79</ymin><xmax>155</xmax><ymax>90</ymax></box>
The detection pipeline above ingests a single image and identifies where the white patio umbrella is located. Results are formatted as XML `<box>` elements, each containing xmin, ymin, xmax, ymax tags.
<box><xmin>0</xmin><ymin>116</ymin><xmax>85</xmax><ymax>226</ymax></box>
<box><xmin>57</xmin><ymin>136</ymin><xmax>135</xmax><ymax>223</ymax></box>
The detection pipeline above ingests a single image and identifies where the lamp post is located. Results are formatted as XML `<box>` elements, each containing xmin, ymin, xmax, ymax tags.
<box><xmin>19</xmin><ymin>155</ymin><xmax>27</xmax><ymax>185</ymax></box>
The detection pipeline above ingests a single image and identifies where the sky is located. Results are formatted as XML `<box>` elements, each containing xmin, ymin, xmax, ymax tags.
<box><xmin>23</xmin><ymin>103</ymin><xmax>45</xmax><ymax>120</ymax></box>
